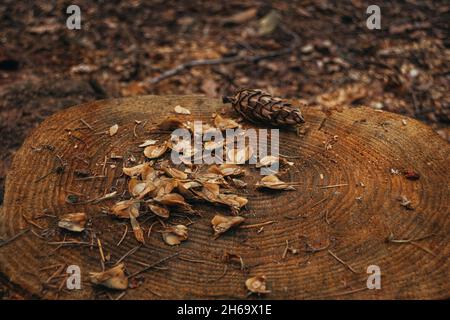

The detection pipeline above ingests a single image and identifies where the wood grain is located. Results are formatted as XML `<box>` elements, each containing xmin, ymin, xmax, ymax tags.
<box><xmin>0</xmin><ymin>95</ymin><xmax>448</xmax><ymax>299</ymax></box>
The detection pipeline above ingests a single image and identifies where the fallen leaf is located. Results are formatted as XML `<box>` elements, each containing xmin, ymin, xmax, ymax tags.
<box><xmin>148</xmin><ymin>203</ymin><xmax>170</xmax><ymax>218</ymax></box>
<box><xmin>89</xmin><ymin>263</ymin><xmax>128</xmax><ymax>290</ymax></box>
<box><xmin>111</xmin><ymin>200</ymin><xmax>140</xmax><ymax>219</ymax></box>
<box><xmin>174</xmin><ymin>105</ymin><xmax>191</xmax><ymax>115</ymax></box>
<box><xmin>138</xmin><ymin>140</ymin><xmax>158</xmax><ymax>147</ymax></box>
<box><xmin>109</xmin><ymin>124</ymin><xmax>119</xmax><ymax>136</ymax></box>
<box><xmin>258</xmin><ymin>10</ymin><xmax>280</xmax><ymax>36</ymax></box>
<box><xmin>211</xmin><ymin>215</ymin><xmax>245</xmax><ymax>236</ymax></box>
<box><xmin>223</xmin><ymin>7</ymin><xmax>258</xmax><ymax>25</ymax></box>
<box><xmin>58</xmin><ymin>212</ymin><xmax>87</xmax><ymax>232</ymax></box>
<box><xmin>162</xmin><ymin>225</ymin><xmax>188</xmax><ymax>246</ymax></box>
<box><xmin>214</xmin><ymin>114</ymin><xmax>239</xmax><ymax>131</ymax></box>
<box><xmin>144</xmin><ymin>142</ymin><xmax>168</xmax><ymax>159</ymax></box>
<box><xmin>256</xmin><ymin>175</ymin><xmax>296</xmax><ymax>190</ymax></box>
<box><xmin>245</xmin><ymin>275</ymin><xmax>270</xmax><ymax>294</ymax></box>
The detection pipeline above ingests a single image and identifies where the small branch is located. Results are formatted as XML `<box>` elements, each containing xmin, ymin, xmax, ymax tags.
<box><xmin>240</xmin><ymin>220</ymin><xmax>276</xmax><ymax>229</ymax></box>
<box><xmin>0</xmin><ymin>228</ymin><xmax>30</xmax><ymax>247</ymax></box>
<box><xmin>129</xmin><ymin>252</ymin><xmax>180</xmax><ymax>278</ymax></box>
<box><xmin>148</xmin><ymin>48</ymin><xmax>293</xmax><ymax>85</ymax></box>
<box><xmin>328</xmin><ymin>250</ymin><xmax>358</xmax><ymax>274</ymax></box>
<box><xmin>319</xmin><ymin>183</ymin><xmax>348</xmax><ymax>189</ymax></box>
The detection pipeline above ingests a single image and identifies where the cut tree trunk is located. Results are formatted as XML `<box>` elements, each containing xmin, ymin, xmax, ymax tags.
<box><xmin>0</xmin><ymin>95</ymin><xmax>448</xmax><ymax>299</ymax></box>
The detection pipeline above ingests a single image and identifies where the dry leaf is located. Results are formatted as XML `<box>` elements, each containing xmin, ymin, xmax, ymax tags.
<box><xmin>208</xmin><ymin>164</ymin><xmax>245</xmax><ymax>177</ymax></box>
<box><xmin>174</xmin><ymin>105</ymin><xmax>191</xmax><ymax>115</ymax></box>
<box><xmin>163</xmin><ymin>166</ymin><xmax>188</xmax><ymax>180</ymax></box>
<box><xmin>256</xmin><ymin>155</ymin><xmax>279</xmax><ymax>168</ymax></box>
<box><xmin>129</xmin><ymin>212</ymin><xmax>144</xmax><ymax>244</ymax></box>
<box><xmin>138</xmin><ymin>139</ymin><xmax>158</xmax><ymax>147</ymax></box>
<box><xmin>217</xmin><ymin>194</ymin><xmax>248</xmax><ymax>212</ymax></box>
<box><xmin>232</xmin><ymin>178</ymin><xmax>247</xmax><ymax>188</ymax></box>
<box><xmin>58</xmin><ymin>212</ymin><xmax>87</xmax><ymax>232</ymax></box>
<box><xmin>256</xmin><ymin>175</ymin><xmax>296</xmax><ymax>190</ymax></box>
<box><xmin>211</xmin><ymin>215</ymin><xmax>245</xmax><ymax>236</ymax></box>
<box><xmin>128</xmin><ymin>178</ymin><xmax>155</xmax><ymax>198</ymax></box>
<box><xmin>162</xmin><ymin>225</ymin><xmax>188</xmax><ymax>246</ymax></box>
<box><xmin>258</xmin><ymin>10</ymin><xmax>280</xmax><ymax>36</ymax></box>
<box><xmin>109</xmin><ymin>124</ymin><xmax>119</xmax><ymax>136</ymax></box>
<box><xmin>204</xmin><ymin>140</ymin><xmax>224</xmax><ymax>151</ymax></box>
<box><xmin>111</xmin><ymin>200</ymin><xmax>140</xmax><ymax>219</ymax></box>
<box><xmin>89</xmin><ymin>263</ymin><xmax>128</xmax><ymax>290</ymax></box>
<box><xmin>148</xmin><ymin>203</ymin><xmax>170</xmax><ymax>218</ymax></box>
<box><xmin>227</xmin><ymin>145</ymin><xmax>253</xmax><ymax>164</ymax></box>
<box><xmin>123</xmin><ymin>163</ymin><xmax>152</xmax><ymax>177</ymax></box>
<box><xmin>155</xmin><ymin>193</ymin><xmax>193</xmax><ymax>212</ymax></box>
<box><xmin>154</xmin><ymin>178</ymin><xmax>178</xmax><ymax>197</ymax></box>
<box><xmin>214</xmin><ymin>114</ymin><xmax>239</xmax><ymax>131</ymax></box>
<box><xmin>144</xmin><ymin>142</ymin><xmax>168</xmax><ymax>159</ymax></box>
<box><xmin>223</xmin><ymin>7</ymin><xmax>258</xmax><ymax>25</ymax></box>
<box><xmin>245</xmin><ymin>275</ymin><xmax>270</xmax><ymax>294</ymax></box>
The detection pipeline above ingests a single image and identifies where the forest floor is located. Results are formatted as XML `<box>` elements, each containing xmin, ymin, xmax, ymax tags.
<box><xmin>0</xmin><ymin>0</ymin><xmax>448</xmax><ymax>299</ymax></box>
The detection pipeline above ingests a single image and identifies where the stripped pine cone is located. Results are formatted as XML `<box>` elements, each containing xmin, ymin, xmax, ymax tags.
<box><xmin>223</xmin><ymin>89</ymin><xmax>305</xmax><ymax>128</ymax></box>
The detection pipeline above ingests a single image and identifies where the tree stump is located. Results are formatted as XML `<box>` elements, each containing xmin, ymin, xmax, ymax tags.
<box><xmin>0</xmin><ymin>95</ymin><xmax>448</xmax><ymax>299</ymax></box>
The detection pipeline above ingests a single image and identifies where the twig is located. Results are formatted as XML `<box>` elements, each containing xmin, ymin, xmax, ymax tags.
<box><xmin>311</xmin><ymin>197</ymin><xmax>328</xmax><ymax>208</ymax></box>
<box><xmin>80</xmin><ymin>119</ymin><xmax>94</xmax><ymax>131</ymax></box>
<box><xmin>282</xmin><ymin>240</ymin><xmax>289</xmax><ymax>259</ymax></box>
<box><xmin>178</xmin><ymin>256</ymin><xmax>213</xmax><ymax>264</ymax></box>
<box><xmin>206</xmin><ymin>265</ymin><xmax>228</xmax><ymax>283</ymax></box>
<box><xmin>75</xmin><ymin>175</ymin><xmax>106</xmax><ymax>181</ymax></box>
<box><xmin>0</xmin><ymin>228</ymin><xmax>30</xmax><ymax>247</ymax></box>
<box><xmin>117</xmin><ymin>224</ymin><xmax>128</xmax><ymax>246</ymax></box>
<box><xmin>328</xmin><ymin>250</ymin><xmax>358</xmax><ymax>274</ymax></box>
<box><xmin>97</xmin><ymin>238</ymin><xmax>106</xmax><ymax>263</ymax></box>
<box><xmin>148</xmin><ymin>48</ymin><xmax>293</xmax><ymax>85</ymax></box>
<box><xmin>240</xmin><ymin>220</ymin><xmax>276</xmax><ymax>229</ymax></box>
<box><xmin>115</xmin><ymin>292</ymin><xmax>126</xmax><ymax>300</ymax></box>
<box><xmin>129</xmin><ymin>252</ymin><xmax>180</xmax><ymax>278</ymax></box>
<box><xmin>319</xmin><ymin>183</ymin><xmax>348</xmax><ymax>189</ymax></box>
<box><xmin>116</xmin><ymin>245</ymin><xmax>141</xmax><ymax>265</ymax></box>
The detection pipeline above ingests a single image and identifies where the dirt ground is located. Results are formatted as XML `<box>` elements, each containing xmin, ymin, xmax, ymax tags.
<box><xmin>0</xmin><ymin>0</ymin><xmax>448</xmax><ymax>299</ymax></box>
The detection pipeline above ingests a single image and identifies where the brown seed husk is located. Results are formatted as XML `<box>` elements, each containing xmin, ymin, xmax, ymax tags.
<box><xmin>245</xmin><ymin>275</ymin><xmax>270</xmax><ymax>294</ymax></box>
<box><xmin>256</xmin><ymin>175</ymin><xmax>296</xmax><ymax>190</ymax></box>
<box><xmin>89</xmin><ymin>263</ymin><xmax>128</xmax><ymax>290</ymax></box>
<box><xmin>148</xmin><ymin>203</ymin><xmax>170</xmax><ymax>218</ymax></box>
<box><xmin>109</xmin><ymin>124</ymin><xmax>119</xmax><ymax>136</ymax></box>
<box><xmin>123</xmin><ymin>163</ymin><xmax>152</xmax><ymax>177</ymax></box>
<box><xmin>111</xmin><ymin>200</ymin><xmax>140</xmax><ymax>219</ymax></box>
<box><xmin>211</xmin><ymin>214</ymin><xmax>245</xmax><ymax>236</ymax></box>
<box><xmin>208</xmin><ymin>164</ymin><xmax>246</xmax><ymax>177</ymax></box>
<box><xmin>162</xmin><ymin>224</ymin><xmax>188</xmax><ymax>246</ymax></box>
<box><xmin>144</xmin><ymin>142</ymin><xmax>169</xmax><ymax>159</ymax></box>
<box><xmin>213</xmin><ymin>114</ymin><xmax>240</xmax><ymax>131</ymax></box>
<box><xmin>256</xmin><ymin>155</ymin><xmax>279</xmax><ymax>168</ymax></box>
<box><xmin>129</xmin><ymin>213</ymin><xmax>144</xmax><ymax>244</ymax></box>
<box><xmin>138</xmin><ymin>139</ymin><xmax>158</xmax><ymax>147</ymax></box>
<box><xmin>174</xmin><ymin>105</ymin><xmax>191</xmax><ymax>115</ymax></box>
<box><xmin>128</xmin><ymin>178</ymin><xmax>156</xmax><ymax>199</ymax></box>
<box><xmin>58</xmin><ymin>212</ymin><xmax>87</xmax><ymax>232</ymax></box>
<box><xmin>227</xmin><ymin>145</ymin><xmax>253</xmax><ymax>164</ymax></box>
<box><xmin>163</xmin><ymin>166</ymin><xmax>188</xmax><ymax>180</ymax></box>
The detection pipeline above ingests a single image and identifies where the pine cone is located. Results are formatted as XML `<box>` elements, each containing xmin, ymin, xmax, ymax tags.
<box><xmin>223</xmin><ymin>89</ymin><xmax>305</xmax><ymax>128</ymax></box>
